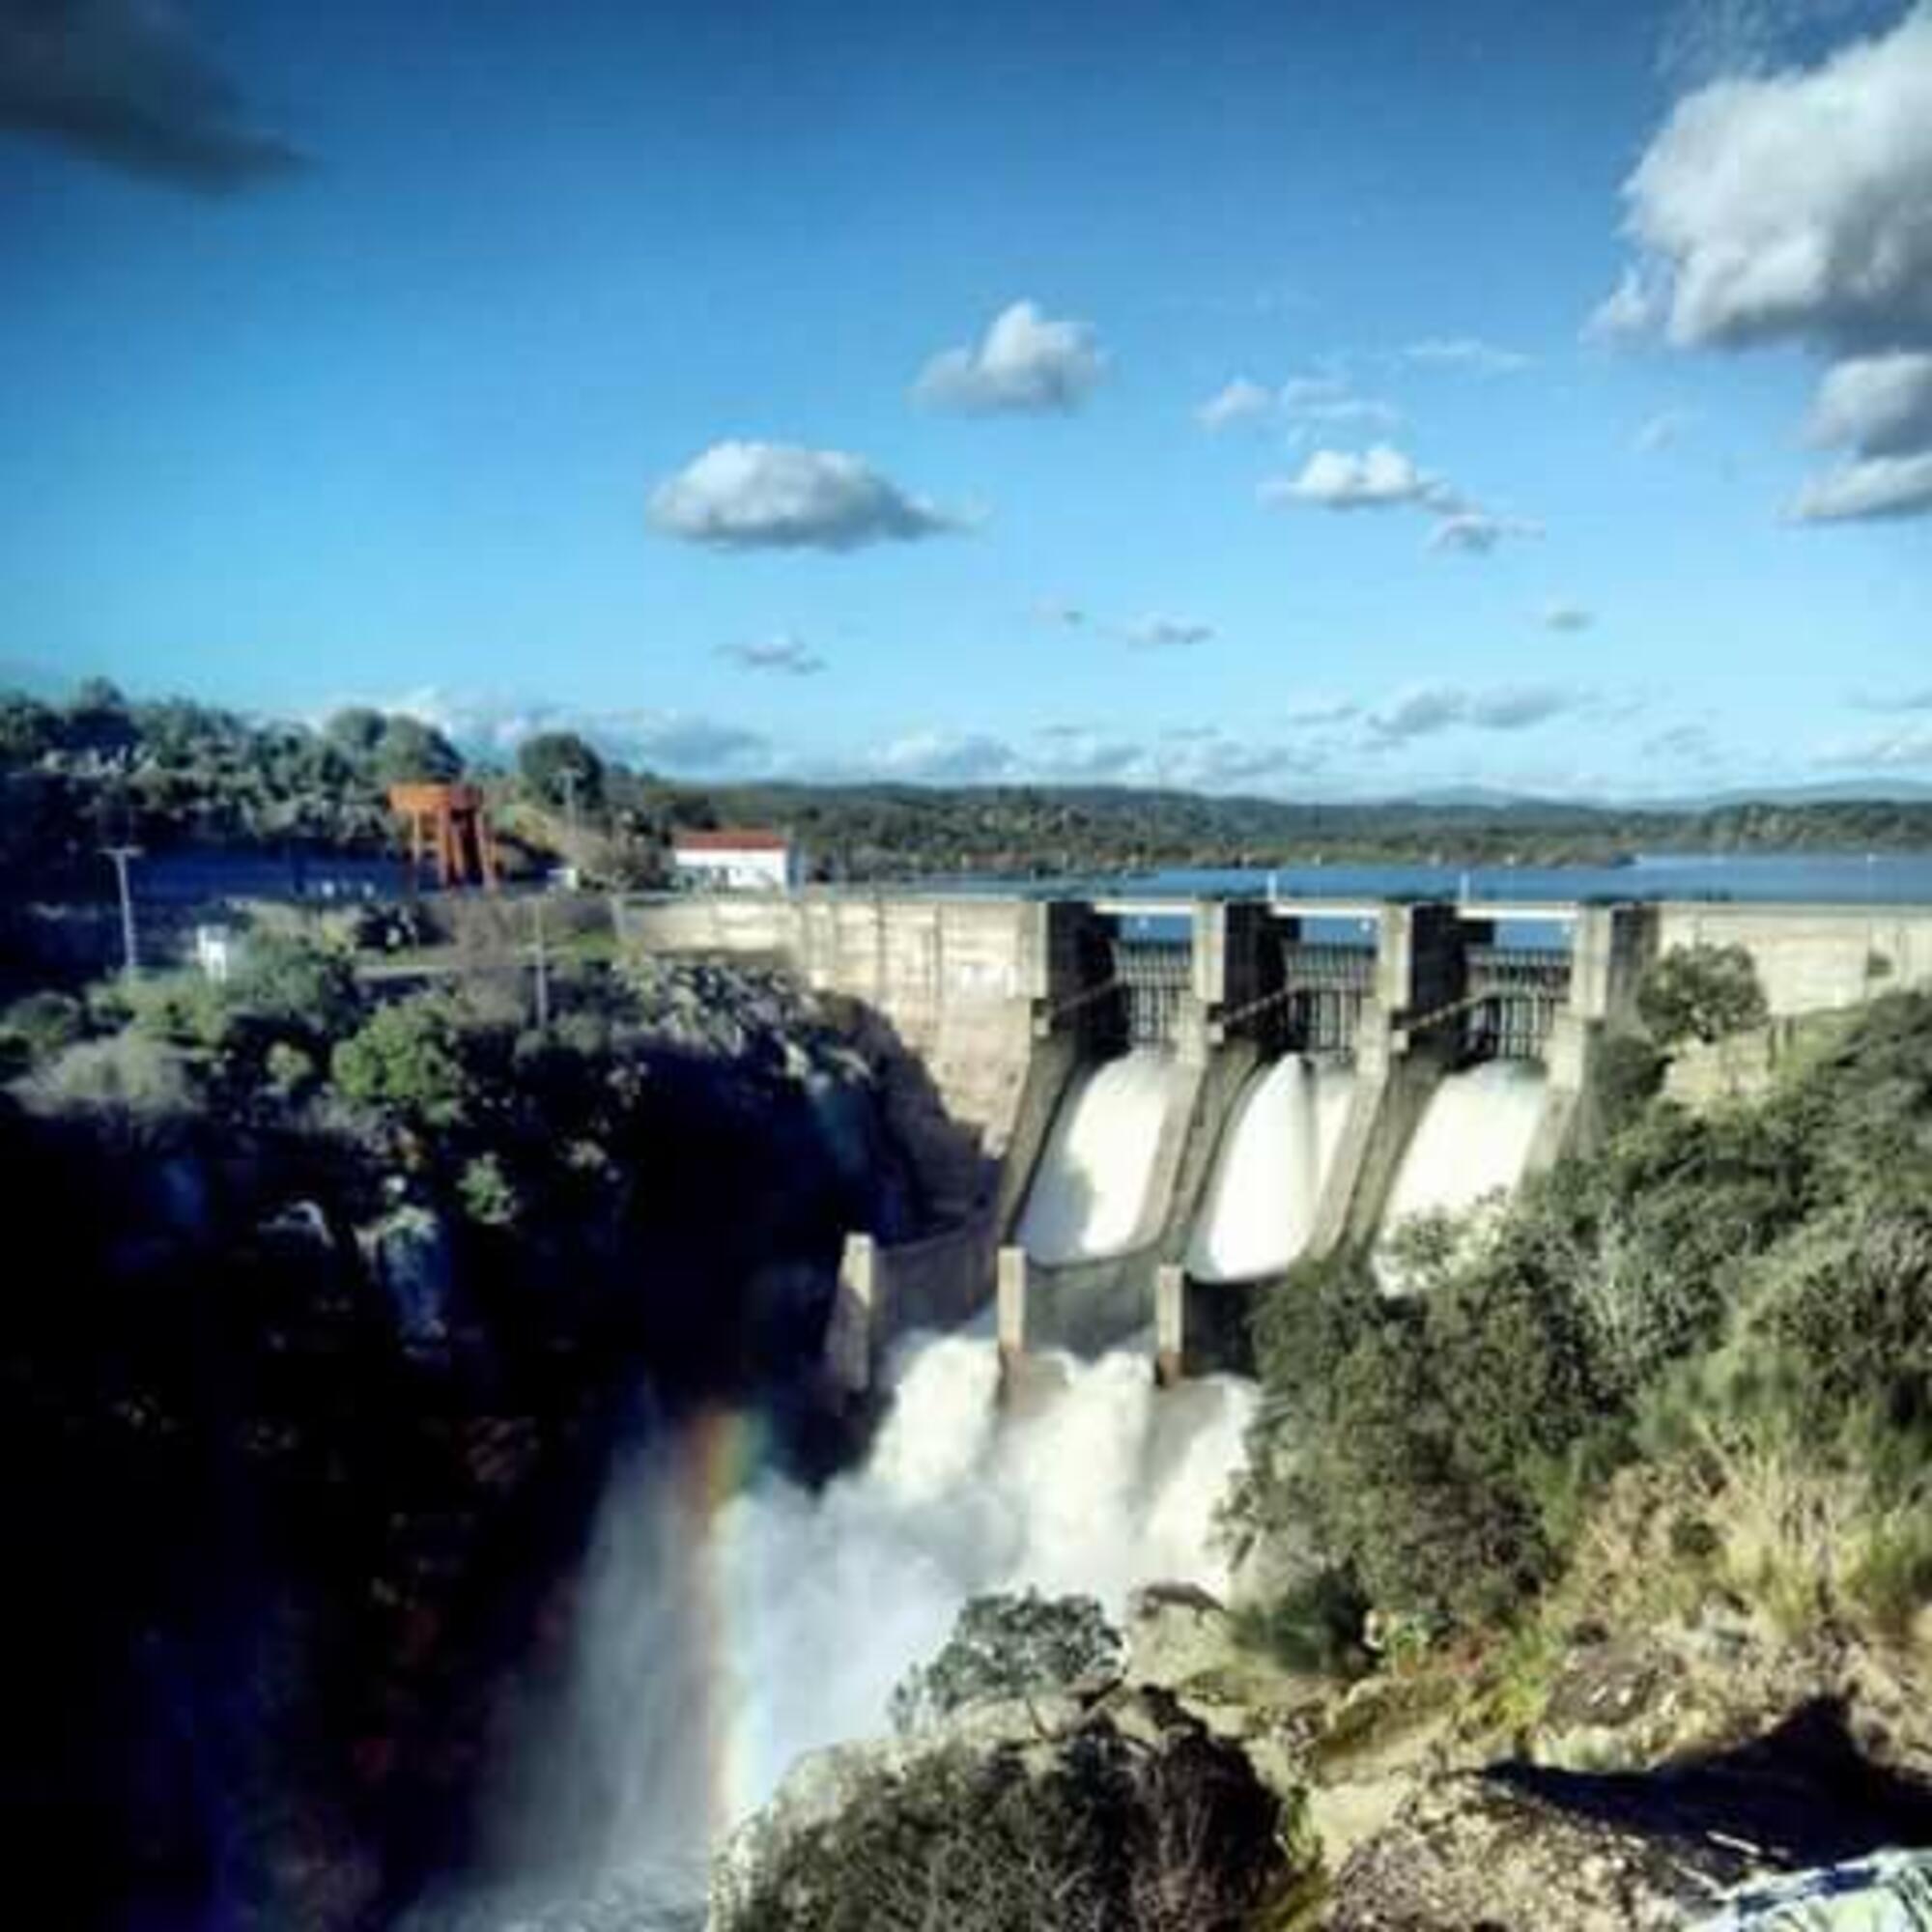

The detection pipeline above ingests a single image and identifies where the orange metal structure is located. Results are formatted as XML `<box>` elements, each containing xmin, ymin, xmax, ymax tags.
<box><xmin>387</xmin><ymin>782</ymin><xmax>500</xmax><ymax>890</ymax></box>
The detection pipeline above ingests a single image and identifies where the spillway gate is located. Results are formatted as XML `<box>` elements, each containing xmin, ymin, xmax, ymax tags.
<box><xmin>1460</xmin><ymin>941</ymin><xmax>1571</xmax><ymax>1060</ymax></box>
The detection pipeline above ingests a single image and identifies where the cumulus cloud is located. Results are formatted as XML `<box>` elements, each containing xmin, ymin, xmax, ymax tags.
<box><xmin>1427</xmin><ymin>511</ymin><xmax>1545</xmax><ymax>554</ymax></box>
<box><xmin>1364</xmin><ymin>682</ymin><xmax>1583</xmax><ymax>743</ymax></box>
<box><xmin>1121</xmin><ymin>613</ymin><xmax>1214</xmax><ymax>649</ymax></box>
<box><xmin>1541</xmin><ymin>602</ymin><xmax>1595</xmax><ymax>632</ymax></box>
<box><xmin>1196</xmin><ymin>373</ymin><xmax>1399</xmax><ymax>436</ymax></box>
<box><xmin>913</xmin><ymin>299</ymin><xmax>1106</xmax><ymax>414</ymax></box>
<box><xmin>1789</xmin><ymin>450</ymin><xmax>1932</xmax><ymax>520</ymax></box>
<box><xmin>1597</xmin><ymin>7</ymin><xmax>1932</xmax><ymax>518</ymax></box>
<box><xmin>0</xmin><ymin>0</ymin><xmax>305</xmax><ymax>189</ymax></box>
<box><xmin>716</xmin><ymin>634</ymin><xmax>827</xmax><ymax>675</ymax></box>
<box><xmin>648</xmin><ymin>440</ymin><xmax>962</xmax><ymax>551</ymax></box>
<box><xmin>1402</xmin><ymin>336</ymin><xmax>1532</xmax><ymax>375</ymax></box>
<box><xmin>345</xmin><ymin>687</ymin><xmax>772</xmax><ymax>776</ymax></box>
<box><xmin>1807</xmin><ymin>350</ymin><xmax>1932</xmax><ymax>454</ymax></box>
<box><xmin>873</xmin><ymin>730</ymin><xmax>1019</xmax><ymax>783</ymax></box>
<box><xmin>1261</xmin><ymin>443</ymin><xmax>1457</xmax><ymax>512</ymax></box>
<box><xmin>1614</xmin><ymin>9</ymin><xmax>1932</xmax><ymax>353</ymax></box>
<box><xmin>1195</xmin><ymin>377</ymin><xmax>1275</xmax><ymax>431</ymax></box>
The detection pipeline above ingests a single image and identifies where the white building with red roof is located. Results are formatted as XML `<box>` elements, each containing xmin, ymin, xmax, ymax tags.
<box><xmin>668</xmin><ymin>827</ymin><xmax>799</xmax><ymax>893</ymax></box>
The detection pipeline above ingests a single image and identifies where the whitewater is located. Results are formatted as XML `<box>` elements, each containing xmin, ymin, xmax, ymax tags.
<box><xmin>431</xmin><ymin>1329</ymin><xmax>1254</xmax><ymax>1928</ymax></box>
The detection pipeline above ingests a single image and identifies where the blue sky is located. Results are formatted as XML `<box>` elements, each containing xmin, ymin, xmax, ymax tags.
<box><xmin>2</xmin><ymin>0</ymin><xmax>1929</xmax><ymax>798</ymax></box>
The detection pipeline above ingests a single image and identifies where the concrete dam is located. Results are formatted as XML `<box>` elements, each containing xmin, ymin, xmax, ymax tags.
<box><xmin>613</xmin><ymin>891</ymin><xmax>1932</xmax><ymax>1385</ymax></box>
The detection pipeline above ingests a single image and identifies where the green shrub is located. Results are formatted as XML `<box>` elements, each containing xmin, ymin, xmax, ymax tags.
<box><xmin>721</xmin><ymin>1732</ymin><xmax>1284</xmax><ymax>1932</ymax></box>
<box><xmin>1636</xmin><ymin>942</ymin><xmax>1770</xmax><ymax>1048</ymax></box>
<box><xmin>2</xmin><ymin>990</ymin><xmax>86</xmax><ymax>1066</ymax></box>
<box><xmin>1232</xmin><ymin>1569</ymin><xmax>1369</xmax><ymax>1677</ymax></box>
<box><xmin>889</xmin><ymin>1591</ymin><xmax>1121</xmax><ymax>1734</ymax></box>
<box><xmin>124</xmin><ymin>972</ymin><xmax>233</xmax><ymax>1051</ymax></box>
<box><xmin>329</xmin><ymin>997</ymin><xmax>475</xmax><ymax>1127</ymax></box>
<box><xmin>457</xmin><ymin>1151</ymin><xmax>520</xmax><ymax>1227</ymax></box>
<box><xmin>227</xmin><ymin>933</ymin><xmax>362</xmax><ymax>1043</ymax></box>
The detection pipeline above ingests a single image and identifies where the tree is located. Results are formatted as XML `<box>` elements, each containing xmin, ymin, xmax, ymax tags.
<box><xmin>228</xmin><ymin>933</ymin><xmax>363</xmax><ymax>1043</ymax></box>
<box><xmin>517</xmin><ymin>730</ymin><xmax>605</xmax><ymax>812</ymax></box>
<box><xmin>1636</xmin><ymin>943</ymin><xmax>1770</xmax><ymax>1048</ymax></box>
<box><xmin>324</xmin><ymin>706</ymin><xmax>388</xmax><ymax>757</ymax></box>
<box><xmin>371</xmin><ymin>715</ymin><xmax>463</xmax><ymax>787</ymax></box>
<box><xmin>889</xmin><ymin>1591</ymin><xmax>1121</xmax><ymax>1734</ymax></box>
<box><xmin>329</xmin><ymin>998</ymin><xmax>474</xmax><ymax>1127</ymax></box>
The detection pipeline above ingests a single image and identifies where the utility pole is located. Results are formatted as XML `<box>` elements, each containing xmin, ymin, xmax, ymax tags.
<box><xmin>557</xmin><ymin>767</ymin><xmax>582</xmax><ymax>862</ymax></box>
<box><xmin>530</xmin><ymin>893</ymin><xmax>551</xmax><ymax>1033</ymax></box>
<box><xmin>101</xmin><ymin>844</ymin><xmax>143</xmax><ymax>980</ymax></box>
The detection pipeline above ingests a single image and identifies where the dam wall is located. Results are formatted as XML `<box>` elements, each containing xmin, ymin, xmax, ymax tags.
<box><xmin>614</xmin><ymin>893</ymin><xmax>1068</xmax><ymax>1218</ymax></box>
<box><xmin>1653</xmin><ymin>902</ymin><xmax>1932</xmax><ymax>1015</ymax></box>
<box><xmin>618</xmin><ymin>890</ymin><xmax>1932</xmax><ymax>1383</ymax></box>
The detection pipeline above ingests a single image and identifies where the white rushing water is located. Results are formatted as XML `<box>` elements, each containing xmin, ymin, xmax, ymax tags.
<box><xmin>1380</xmin><ymin>1059</ymin><xmax>1547</xmax><ymax>1264</ymax></box>
<box><xmin>1016</xmin><ymin>1049</ymin><xmax>1185</xmax><ymax>1264</ymax></box>
<box><xmin>1186</xmin><ymin>1055</ymin><xmax>1355</xmax><ymax>1282</ymax></box>
<box><xmin>477</xmin><ymin>1330</ymin><xmax>1255</xmax><ymax>1926</ymax></box>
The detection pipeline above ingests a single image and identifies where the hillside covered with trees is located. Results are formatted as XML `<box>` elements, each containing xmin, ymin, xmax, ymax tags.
<box><xmin>6</xmin><ymin>681</ymin><xmax>1932</xmax><ymax>900</ymax></box>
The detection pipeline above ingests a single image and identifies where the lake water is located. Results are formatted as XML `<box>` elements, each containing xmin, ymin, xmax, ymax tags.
<box><xmin>951</xmin><ymin>851</ymin><xmax>1932</xmax><ymax>906</ymax></box>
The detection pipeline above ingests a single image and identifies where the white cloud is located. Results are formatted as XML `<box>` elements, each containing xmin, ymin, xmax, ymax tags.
<box><xmin>1402</xmin><ymin>336</ymin><xmax>1533</xmax><ymax>375</ymax></box>
<box><xmin>716</xmin><ymin>634</ymin><xmax>827</xmax><ymax>675</ymax></box>
<box><xmin>1541</xmin><ymin>602</ymin><xmax>1595</xmax><ymax>632</ymax></box>
<box><xmin>913</xmin><ymin>299</ymin><xmax>1106</xmax><ymax>414</ymax></box>
<box><xmin>1195</xmin><ymin>372</ymin><xmax>1399</xmax><ymax>435</ymax></box>
<box><xmin>1364</xmin><ymin>682</ymin><xmax>1584</xmax><ymax>742</ymax></box>
<box><xmin>1816</xmin><ymin>723</ymin><xmax>1932</xmax><ymax>768</ymax></box>
<box><xmin>1596</xmin><ymin>7</ymin><xmax>1932</xmax><ymax>520</ymax></box>
<box><xmin>1261</xmin><ymin>443</ymin><xmax>1457</xmax><ymax>511</ymax></box>
<box><xmin>1195</xmin><ymin>377</ymin><xmax>1275</xmax><ymax>431</ymax></box>
<box><xmin>873</xmin><ymin>730</ymin><xmax>1019</xmax><ymax>783</ymax></box>
<box><xmin>1283</xmin><ymin>697</ymin><xmax>1361</xmax><ymax>726</ymax></box>
<box><xmin>1121</xmin><ymin>613</ymin><xmax>1215</xmax><ymax>648</ymax></box>
<box><xmin>1789</xmin><ymin>450</ymin><xmax>1932</xmax><ymax>520</ymax></box>
<box><xmin>1614</xmin><ymin>10</ymin><xmax>1932</xmax><ymax>353</ymax></box>
<box><xmin>1468</xmin><ymin>686</ymin><xmax>1579</xmax><ymax>729</ymax></box>
<box><xmin>1587</xmin><ymin>267</ymin><xmax>1665</xmax><ymax>342</ymax></box>
<box><xmin>1280</xmin><ymin>375</ymin><xmax>1403</xmax><ymax>433</ymax></box>
<box><xmin>346</xmin><ymin>687</ymin><xmax>773</xmax><ymax>775</ymax></box>
<box><xmin>1807</xmin><ymin>350</ymin><xmax>1932</xmax><ymax>454</ymax></box>
<box><xmin>1427</xmin><ymin>511</ymin><xmax>1545</xmax><ymax>554</ymax></box>
<box><xmin>648</xmin><ymin>440</ymin><xmax>962</xmax><ymax>551</ymax></box>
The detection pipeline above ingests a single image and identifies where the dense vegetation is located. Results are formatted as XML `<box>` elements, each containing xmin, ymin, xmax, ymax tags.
<box><xmin>7</xmin><ymin>680</ymin><xmax>1932</xmax><ymax>899</ymax></box>
<box><xmin>1236</xmin><ymin>980</ymin><xmax>1932</xmax><ymax>1652</ymax></box>
<box><xmin>0</xmin><ymin>939</ymin><xmax>920</xmax><ymax>1927</ymax></box>
<box><xmin>723</xmin><ymin>1730</ymin><xmax>1284</xmax><ymax>1932</ymax></box>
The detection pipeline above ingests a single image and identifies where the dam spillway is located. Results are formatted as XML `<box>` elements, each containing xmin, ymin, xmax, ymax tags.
<box><xmin>1015</xmin><ymin>1048</ymin><xmax>1187</xmax><ymax>1265</ymax></box>
<box><xmin>1381</xmin><ymin>1059</ymin><xmax>1548</xmax><ymax>1236</ymax></box>
<box><xmin>612</xmin><ymin>889</ymin><xmax>1932</xmax><ymax>1379</ymax></box>
<box><xmin>1186</xmin><ymin>1055</ymin><xmax>1355</xmax><ymax>1282</ymax></box>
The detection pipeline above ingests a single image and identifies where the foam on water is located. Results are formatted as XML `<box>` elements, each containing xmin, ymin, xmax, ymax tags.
<box><xmin>1017</xmin><ymin>1049</ymin><xmax>1184</xmax><ymax>1264</ymax></box>
<box><xmin>1382</xmin><ymin>1059</ymin><xmax>1548</xmax><ymax>1236</ymax></box>
<box><xmin>1186</xmin><ymin>1055</ymin><xmax>1355</xmax><ymax>1281</ymax></box>
<box><xmin>471</xmin><ymin>1329</ymin><xmax>1256</xmax><ymax>1926</ymax></box>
